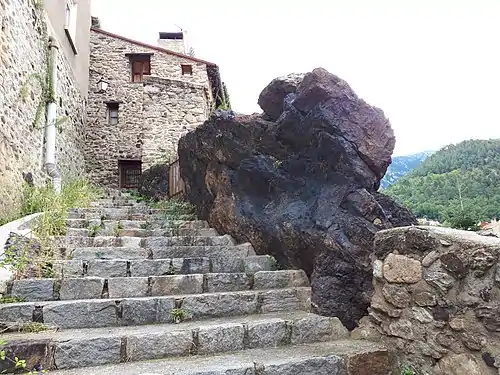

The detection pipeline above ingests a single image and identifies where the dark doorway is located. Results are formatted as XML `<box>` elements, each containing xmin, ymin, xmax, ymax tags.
<box><xmin>119</xmin><ymin>160</ymin><xmax>142</xmax><ymax>189</ymax></box>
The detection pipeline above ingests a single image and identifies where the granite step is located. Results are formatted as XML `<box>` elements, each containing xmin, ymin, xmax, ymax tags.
<box><xmin>46</xmin><ymin>340</ymin><xmax>390</xmax><ymax>375</ymax></box>
<box><xmin>53</xmin><ymin>255</ymin><xmax>275</xmax><ymax>278</ymax></box>
<box><xmin>8</xmin><ymin>270</ymin><xmax>308</xmax><ymax>302</ymax></box>
<box><xmin>67</xmin><ymin>218</ymin><xmax>209</xmax><ymax>230</ymax></box>
<box><xmin>66</xmin><ymin>227</ymin><xmax>218</xmax><ymax>238</ymax></box>
<box><xmin>55</xmin><ymin>234</ymin><xmax>227</xmax><ymax>250</ymax></box>
<box><xmin>67</xmin><ymin>207</ymin><xmax>167</xmax><ymax>220</ymax></box>
<box><xmin>0</xmin><ymin>287</ymin><xmax>311</xmax><ymax>329</ymax></box>
<box><xmin>68</xmin><ymin>244</ymin><xmax>255</xmax><ymax>260</ymax></box>
<box><xmin>0</xmin><ymin>312</ymin><xmax>349</xmax><ymax>371</ymax></box>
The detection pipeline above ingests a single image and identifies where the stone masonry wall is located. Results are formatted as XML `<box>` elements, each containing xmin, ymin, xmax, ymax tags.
<box><xmin>357</xmin><ymin>226</ymin><xmax>500</xmax><ymax>375</ymax></box>
<box><xmin>85</xmin><ymin>30</ymin><xmax>212</xmax><ymax>187</ymax></box>
<box><xmin>0</xmin><ymin>0</ymin><xmax>86</xmax><ymax>218</ymax></box>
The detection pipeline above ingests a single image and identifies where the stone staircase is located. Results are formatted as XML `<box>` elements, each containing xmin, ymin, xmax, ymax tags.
<box><xmin>0</xmin><ymin>192</ymin><xmax>390</xmax><ymax>374</ymax></box>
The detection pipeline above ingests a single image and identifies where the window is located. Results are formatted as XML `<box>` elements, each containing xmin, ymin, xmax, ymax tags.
<box><xmin>181</xmin><ymin>64</ymin><xmax>193</xmax><ymax>75</ymax></box>
<box><xmin>107</xmin><ymin>103</ymin><xmax>119</xmax><ymax>125</ymax></box>
<box><xmin>119</xmin><ymin>160</ymin><xmax>142</xmax><ymax>189</ymax></box>
<box><xmin>64</xmin><ymin>0</ymin><xmax>78</xmax><ymax>54</ymax></box>
<box><xmin>129</xmin><ymin>55</ymin><xmax>151</xmax><ymax>83</ymax></box>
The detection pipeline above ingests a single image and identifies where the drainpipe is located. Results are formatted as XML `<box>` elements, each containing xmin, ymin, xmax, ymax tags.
<box><xmin>45</xmin><ymin>37</ymin><xmax>61</xmax><ymax>193</ymax></box>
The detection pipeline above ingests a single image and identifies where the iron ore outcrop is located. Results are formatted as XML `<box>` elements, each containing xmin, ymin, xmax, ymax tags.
<box><xmin>178</xmin><ymin>68</ymin><xmax>416</xmax><ymax>329</ymax></box>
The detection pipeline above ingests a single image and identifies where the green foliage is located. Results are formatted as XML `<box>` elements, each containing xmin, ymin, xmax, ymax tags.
<box><xmin>400</xmin><ymin>365</ymin><xmax>416</xmax><ymax>375</ymax></box>
<box><xmin>170</xmin><ymin>308</ymin><xmax>190</xmax><ymax>323</ymax></box>
<box><xmin>20</xmin><ymin>322</ymin><xmax>51</xmax><ymax>334</ymax></box>
<box><xmin>23</xmin><ymin>179</ymin><xmax>100</xmax><ymax>237</ymax></box>
<box><xmin>0</xmin><ymin>179</ymin><xmax>99</xmax><ymax>279</ymax></box>
<box><xmin>88</xmin><ymin>224</ymin><xmax>102</xmax><ymax>237</ymax></box>
<box><xmin>152</xmin><ymin>199</ymin><xmax>196</xmax><ymax>221</ymax></box>
<box><xmin>385</xmin><ymin>139</ymin><xmax>500</xmax><ymax>225</ymax></box>
<box><xmin>113</xmin><ymin>221</ymin><xmax>123</xmax><ymax>237</ymax></box>
<box><xmin>0</xmin><ymin>296</ymin><xmax>26</xmax><ymax>304</ymax></box>
<box><xmin>0</xmin><ymin>338</ymin><xmax>48</xmax><ymax>374</ymax></box>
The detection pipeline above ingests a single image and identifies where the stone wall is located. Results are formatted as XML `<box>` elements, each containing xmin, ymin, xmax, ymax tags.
<box><xmin>0</xmin><ymin>0</ymin><xmax>87</xmax><ymax>218</ymax></box>
<box><xmin>85</xmin><ymin>29</ymin><xmax>212</xmax><ymax>188</ymax></box>
<box><xmin>357</xmin><ymin>226</ymin><xmax>500</xmax><ymax>375</ymax></box>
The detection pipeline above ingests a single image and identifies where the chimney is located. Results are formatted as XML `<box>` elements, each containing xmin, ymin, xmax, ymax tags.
<box><xmin>158</xmin><ymin>31</ymin><xmax>187</xmax><ymax>54</ymax></box>
<box><xmin>91</xmin><ymin>16</ymin><xmax>101</xmax><ymax>28</ymax></box>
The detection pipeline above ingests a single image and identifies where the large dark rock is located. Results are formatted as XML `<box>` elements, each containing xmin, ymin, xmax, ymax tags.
<box><xmin>178</xmin><ymin>68</ymin><xmax>416</xmax><ymax>329</ymax></box>
<box><xmin>138</xmin><ymin>163</ymin><xmax>170</xmax><ymax>200</ymax></box>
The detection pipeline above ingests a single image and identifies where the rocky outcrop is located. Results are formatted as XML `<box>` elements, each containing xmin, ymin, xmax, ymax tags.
<box><xmin>178</xmin><ymin>68</ymin><xmax>416</xmax><ymax>329</ymax></box>
<box><xmin>138</xmin><ymin>163</ymin><xmax>170</xmax><ymax>201</ymax></box>
<box><xmin>358</xmin><ymin>226</ymin><xmax>500</xmax><ymax>375</ymax></box>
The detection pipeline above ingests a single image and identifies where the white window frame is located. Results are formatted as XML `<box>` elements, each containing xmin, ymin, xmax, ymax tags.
<box><xmin>64</xmin><ymin>0</ymin><xmax>78</xmax><ymax>54</ymax></box>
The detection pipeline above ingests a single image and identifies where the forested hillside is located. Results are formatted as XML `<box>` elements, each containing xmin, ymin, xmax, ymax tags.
<box><xmin>380</xmin><ymin>151</ymin><xmax>432</xmax><ymax>189</ymax></box>
<box><xmin>385</xmin><ymin>139</ymin><xmax>500</xmax><ymax>226</ymax></box>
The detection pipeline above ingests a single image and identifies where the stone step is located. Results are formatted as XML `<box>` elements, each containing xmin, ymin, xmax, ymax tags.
<box><xmin>8</xmin><ymin>270</ymin><xmax>308</xmax><ymax>301</ymax></box>
<box><xmin>0</xmin><ymin>287</ymin><xmax>311</xmax><ymax>329</ymax></box>
<box><xmin>67</xmin><ymin>218</ymin><xmax>209</xmax><ymax>230</ymax></box>
<box><xmin>53</xmin><ymin>255</ymin><xmax>275</xmax><ymax>278</ymax></box>
<box><xmin>0</xmin><ymin>312</ymin><xmax>350</xmax><ymax>371</ymax></box>
<box><xmin>45</xmin><ymin>340</ymin><xmax>390</xmax><ymax>375</ymax></box>
<box><xmin>69</xmin><ymin>244</ymin><xmax>255</xmax><ymax>260</ymax></box>
<box><xmin>66</xmin><ymin>227</ymin><xmax>218</xmax><ymax>238</ymax></box>
<box><xmin>55</xmin><ymin>234</ymin><xmax>227</xmax><ymax>250</ymax></box>
<box><xmin>67</xmin><ymin>207</ymin><xmax>167</xmax><ymax>220</ymax></box>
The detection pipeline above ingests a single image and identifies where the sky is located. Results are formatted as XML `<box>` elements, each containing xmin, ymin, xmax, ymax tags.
<box><xmin>91</xmin><ymin>0</ymin><xmax>500</xmax><ymax>156</ymax></box>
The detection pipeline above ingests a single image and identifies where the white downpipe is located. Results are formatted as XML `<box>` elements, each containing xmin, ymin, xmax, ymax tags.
<box><xmin>45</xmin><ymin>37</ymin><xmax>61</xmax><ymax>193</ymax></box>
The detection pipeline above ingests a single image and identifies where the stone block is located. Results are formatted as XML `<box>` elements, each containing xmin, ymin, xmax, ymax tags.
<box><xmin>59</xmin><ymin>277</ymin><xmax>104</xmax><ymax>300</ymax></box>
<box><xmin>11</xmin><ymin>279</ymin><xmax>54</xmax><ymax>301</ymax></box>
<box><xmin>172</xmin><ymin>257</ymin><xmax>211</xmax><ymax>274</ymax></box>
<box><xmin>121</xmin><ymin>297</ymin><xmax>175</xmax><ymax>325</ymax></box>
<box><xmin>291</xmin><ymin>315</ymin><xmax>348</xmax><ymax>344</ymax></box>
<box><xmin>244</xmin><ymin>255</ymin><xmax>274</xmax><ymax>274</ymax></box>
<box><xmin>345</xmin><ymin>349</ymin><xmax>391</xmax><ymax>375</ymax></box>
<box><xmin>253</xmin><ymin>270</ymin><xmax>309</xmax><ymax>290</ymax></box>
<box><xmin>205</xmin><ymin>273</ymin><xmax>250</xmax><ymax>293</ymax></box>
<box><xmin>60</xmin><ymin>260</ymin><xmax>84</xmax><ymax>278</ymax></box>
<box><xmin>126</xmin><ymin>331</ymin><xmax>193</xmax><ymax>361</ymax></box>
<box><xmin>129</xmin><ymin>259</ymin><xmax>173</xmax><ymax>277</ymax></box>
<box><xmin>197</xmin><ymin>323</ymin><xmax>245</xmax><ymax>354</ymax></box>
<box><xmin>43</xmin><ymin>300</ymin><xmax>118</xmax><ymax>329</ymax></box>
<box><xmin>247</xmin><ymin>318</ymin><xmax>288</xmax><ymax>348</ymax></box>
<box><xmin>107</xmin><ymin>277</ymin><xmax>148</xmax><ymax>298</ymax></box>
<box><xmin>119</xmin><ymin>236</ymin><xmax>142</xmax><ymax>247</ymax></box>
<box><xmin>423</xmin><ymin>261</ymin><xmax>456</xmax><ymax>293</ymax></box>
<box><xmin>150</xmin><ymin>274</ymin><xmax>203</xmax><ymax>296</ymax></box>
<box><xmin>0</xmin><ymin>303</ymin><xmax>35</xmax><ymax>323</ymax></box>
<box><xmin>92</xmin><ymin>237</ymin><xmax>120</xmax><ymax>247</ymax></box>
<box><xmin>87</xmin><ymin>260</ymin><xmax>128</xmax><ymax>278</ymax></box>
<box><xmin>381</xmin><ymin>284</ymin><xmax>411</xmax><ymax>308</ymax></box>
<box><xmin>182</xmin><ymin>291</ymin><xmax>258</xmax><ymax>318</ymax></box>
<box><xmin>438</xmin><ymin>353</ymin><xmax>483</xmax><ymax>375</ymax></box>
<box><xmin>259</xmin><ymin>288</ymin><xmax>311</xmax><ymax>313</ymax></box>
<box><xmin>263</xmin><ymin>356</ymin><xmax>344</xmax><ymax>374</ymax></box>
<box><xmin>383</xmin><ymin>254</ymin><xmax>422</xmax><ymax>283</ymax></box>
<box><xmin>54</xmin><ymin>337</ymin><xmax>122</xmax><ymax>369</ymax></box>
<box><xmin>211</xmin><ymin>257</ymin><xmax>244</xmax><ymax>273</ymax></box>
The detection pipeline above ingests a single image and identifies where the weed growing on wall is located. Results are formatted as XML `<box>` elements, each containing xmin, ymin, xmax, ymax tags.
<box><xmin>0</xmin><ymin>179</ymin><xmax>100</xmax><ymax>279</ymax></box>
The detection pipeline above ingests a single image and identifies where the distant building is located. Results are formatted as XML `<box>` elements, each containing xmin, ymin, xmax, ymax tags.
<box><xmin>1</xmin><ymin>1</ymin><xmax>228</xmax><ymax>214</ymax></box>
<box><xmin>85</xmin><ymin>27</ymin><xmax>226</xmax><ymax>189</ymax></box>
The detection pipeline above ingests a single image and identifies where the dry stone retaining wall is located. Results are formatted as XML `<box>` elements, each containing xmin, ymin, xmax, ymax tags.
<box><xmin>359</xmin><ymin>226</ymin><xmax>500</xmax><ymax>375</ymax></box>
<box><xmin>0</xmin><ymin>0</ymin><xmax>86</xmax><ymax>217</ymax></box>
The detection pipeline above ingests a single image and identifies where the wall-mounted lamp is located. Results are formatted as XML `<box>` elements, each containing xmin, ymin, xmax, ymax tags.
<box><xmin>97</xmin><ymin>77</ymin><xmax>109</xmax><ymax>93</ymax></box>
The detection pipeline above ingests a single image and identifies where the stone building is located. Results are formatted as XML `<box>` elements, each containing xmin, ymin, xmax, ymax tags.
<box><xmin>0</xmin><ymin>0</ymin><xmax>92</xmax><ymax>216</ymax></box>
<box><xmin>85</xmin><ymin>27</ymin><xmax>226</xmax><ymax>189</ymax></box>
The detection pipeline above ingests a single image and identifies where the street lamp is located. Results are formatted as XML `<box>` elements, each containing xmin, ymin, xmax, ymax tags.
<box><xmin>97</xmin><ymin>77</ymin><xmax>108</xmax><ymax>93</ymax></box>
